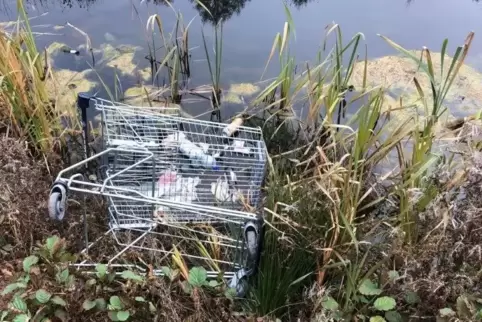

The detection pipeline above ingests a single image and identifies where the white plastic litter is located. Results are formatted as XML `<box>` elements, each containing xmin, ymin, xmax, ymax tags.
<box><xmin>231</xmin><ymin>140</ymin><xmax>251</xmax><ymax>154</ymax></box>
<box><xmin>211</xmin><ymin>177</ymin><xmax>239</xmax><ymax>203</ymax></box>
<box><xmin>179</xmin><ymin>135</ymin><xmax>218</xmax><ymax>169</ymax></box>
<box><xmin>110</xmin><ymin>139</ymin><xmax>158</xmax><ymax>147</ymax></box>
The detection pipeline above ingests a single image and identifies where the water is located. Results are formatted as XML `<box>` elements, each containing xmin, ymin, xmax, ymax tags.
<box><xmin>1</xmin><ymin>0</ymin><xmax>482</xmax><ymax>120</ymax></box>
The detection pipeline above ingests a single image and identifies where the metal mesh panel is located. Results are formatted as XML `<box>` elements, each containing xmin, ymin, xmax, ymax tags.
<box><xmin>93</xmin><ymin>99</ymin><xmax>267</xmax><ymax>229</ymax></box>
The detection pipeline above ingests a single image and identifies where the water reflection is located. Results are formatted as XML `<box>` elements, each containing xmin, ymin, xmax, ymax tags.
<box><xmin>190</xmin><ymin>0</ymin><xmax>251</xmax><ymax>24</ymax></box>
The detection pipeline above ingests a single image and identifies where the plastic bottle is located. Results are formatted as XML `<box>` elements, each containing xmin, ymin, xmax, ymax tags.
<box><xmin>178</xmin><ymin>135</ymin><xmax>219</xmax><ymax>170</ymax></box>
<box><xmin>222</xmin><ymin>117</ymin><xmax>243</xmax><ymax>137</ymax></box>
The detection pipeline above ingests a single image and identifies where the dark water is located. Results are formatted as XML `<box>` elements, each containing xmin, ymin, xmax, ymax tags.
<box><xmin>1</xmin><ymin>0</ymin><xmax>482</xmax><ymax>119</ymax></box>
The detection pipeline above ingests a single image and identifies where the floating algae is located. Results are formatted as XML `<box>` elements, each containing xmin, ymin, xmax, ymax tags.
<box><xmin>228</xmin><ymin>83</ymin><xmax>260</xmax><ymax>96</ymax></box>
<box><xmin>122</xmin><ymin>86</ymin><xmax>191</xmax><ymax>117</ymax></box>
<box><xmin>222</xmin><ymin>92</ymin><xmax>243</xmax><ymax>104</ymax></box>
<box><xmin>46</xmin><ymin>68</ymin><xmax>97</xmax><ymax>112</ymax></box>
<box><xmin>351</xmin><ymin>51</ymin><xmax>482</xmax><ymax>123</ymax></box>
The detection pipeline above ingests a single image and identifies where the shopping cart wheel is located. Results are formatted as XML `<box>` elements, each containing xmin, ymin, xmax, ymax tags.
<box><xmin>229</xmin><ymin>268</ymin><xmax>249</xmax><ymax>297</ymax></box>
<box><xmin>244</xmin><ymin>221</ymin><xmax>261</xmax><ymax>261</ymax></box>
<box><xmin>48</xmin><ymin>183</ymin><xmax>67</xmax><ymax>221</ymax></box>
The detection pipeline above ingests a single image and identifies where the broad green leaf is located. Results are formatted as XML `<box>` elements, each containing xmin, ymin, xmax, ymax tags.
<box><xmin>404</xmin><ymin>291</ymin><xmax>420</xmax><ymax>304</ymax></box>
<box><xmin>95</xmin><ymin>298</ymin><xmax>107</xmax><ymax>310</ymax></box>
<box><xmin>95</xmin><ymin>264</ymin><xmax>107</xmax><ymax>278</ymax></box>
<box><xmin>109</xmin><ymin>296</ymin><xmax>123</xmax><ymax>310</ymax></box>
<box><xmin>134</xmin><ymin>297</ymin><xmax>145</xmax><ymax>302</ymax></box>
<box><xmin>12</xmin><ymin>314</ymin><xmax>29</xmax><ymax>322</ymax></box>
<box><xmin>23</xmin><ymin>255</ymin><xmax>38</xmax><ymax>273</ymax></box>
<box><xmin>358</xmin><ymin>279</ymin><xmax>382</xmax><ymax>296</ymax></box>
<box><xmin>1</xmin><ymin>282</ymin><xmax>27</xmax><ymax>296</ymax></box>
<box><xmin>387</xmin><ymin>271</ymin><xmax>400</xmax><ymax>282</ymax></box>
<box><xmin>439</xmin><ymin>307</ymin><xmax>456</xmax><ymax>317</ymax></box>
<box><xmin>120</xmin><ymin>270</ymin><xmax>143</xmax><ymax>282</ymax></box>
<box><xmin>35</xmin><ymin>289</ymin><xmax>52</xmax><ymax>304</ymax></box>
<box><xmin>321</xmin><ymin>296</ymin><xmax>339</xmax><ymax>311</ymax></box>
<box><xmin>374</xmin><ymin>296</ymin><xmax>396</xmax><ymax>311</ymax></box>
<box><xmin>116</xmin><ymin>311</ymin><xmax>130</xmax><ymax>321</ymax></box>
<box><xmin>11</xmin><ymin>296</ymin><xmax>27</xmax><ymax>312</ymax></box>
<box><xmin>369</xmin><ymin>316</ymin><xmax>386</xmax><ymax>322</ymax></box>
<box><xmin>188</xmin><ymin>267</ymin><xmax>207</xmax><ymax>287</ymax></box>
<box><xmin>385</xmin><ymin>311</ymin><xmax>403</xmax><ymax>322</ymax></box>
<box><xmin>82</xmin><ymin>299</ymin><xmax>96</xmax><ymax>311</ymax></box>
<box><xmin>46</xmin><ymin>236</ymin><xmax>60</xmax><ymax>253</ymax></box>
<box><xmin>51</xmin><ymin>296</ymin><xmax>67</xmax><ymax>306</ymax></box>
<box><xmin>208</xmin><ymin>280</ymin><xmax>220</xmax><ymax>288</ymax></box>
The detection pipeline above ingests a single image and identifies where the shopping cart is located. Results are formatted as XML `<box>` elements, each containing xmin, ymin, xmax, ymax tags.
<box><xmin>48</xmin><ymin>93</ymin><xmax>267</xmax><ymax>293</ymax></box>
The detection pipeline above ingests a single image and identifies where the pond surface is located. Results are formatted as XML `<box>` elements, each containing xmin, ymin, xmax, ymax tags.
<box><xmin>1</xmin><ymin>0</ymin><xmax>482</xmax><ymax>120</ymax></box>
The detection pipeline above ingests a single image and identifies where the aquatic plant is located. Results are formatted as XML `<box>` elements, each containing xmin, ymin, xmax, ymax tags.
<box><xmin>0</xmin><ymin>0</ymin><xmax>75</xmax><ymax>154</ymax></box>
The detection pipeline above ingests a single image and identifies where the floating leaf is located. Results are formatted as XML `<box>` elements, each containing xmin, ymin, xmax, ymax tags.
<box><xmin>23</xmin><ymin>255</ymin><xmax>38</xmax><ymax>273</ymax></box>
<box><xmin>321</xmin><ymin>296</ymin><xmax>339</xmax><ymax>311</ymax></box>
<box><xmin>135</xmin><ymin>297</ymin><xmax>145</xmax><ymax>302</ymax></box>
<box><xmin>109</xmin><ymin>296</ymin><xmax>123</xmax><ymax>310</ymax></box>
<box><xmin>359</xmin><ymin>279</ymin><xmax>382</xmax><ymax>296</ymax></box>
<box><xmin>188</xmin><ymin>267</ymin><xmax>207</xmax><ymax>287</ymax></box>
<box><xmin>404</xmin><ymin>291</ymin><xmax>420</xmax><ymax>304</ymax></box>
<box><xmin>12</xmin><ymin>314</ymin><xmax>29</xmax><ymax>322</ymax></box>
<box><xmin>374</xmin><ymin>297</ymin><xmax>396</xmax><ymax>311</ymax></box>
<box><xmin>35</xmin><ymin>289</ymin><xmax>52</xmax><ymax>304</ymax></box>
<box><xmin>116</xmin><ymin>311</ymin><xmax>130</xmax><ymax>321</ymax></box>
<box><xmin>1</xmin><ymin>282</ymin><xmax>27</xmax><ymax>296</ymax></box>
<box><xmin>439</xmin><ymin>307</ymin><xmax>456</xmax><ymax>317</ymax></box>
<box><xmin>51</xmin><ymin>296</ymin><xmax>67</xmax><ymax>306</ymax></box>
<box><xmin>385</xmin><ymin>311</ymin><xmax>403</xmax><ymax>322</ymax></box>
<box><xmin>369</xmin><ymin>316</ymin><xmax>386</xmax><ymax>322</ymax></box>
<box><xmin>11</xmin><ymin>296</ymin><xmax>27</xmax><ymax>312</ymax></box>
<box><xmin>83</xmin><ymin>299</ymin><xmax>96</xmax><ymax>311</ymax></box>
<box><xmin>387</xmin><ymin>271</ymin><xmax>400</xmax><ymax>282</ymax></box>
<box><xmin>121</xmin><ymin>270</ymin><xmax>143</xmax><ymax>282</ymax></box>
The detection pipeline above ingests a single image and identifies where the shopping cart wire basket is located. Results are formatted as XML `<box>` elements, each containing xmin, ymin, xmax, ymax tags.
<box><xmin>48</xmin><ymin>93</ymin><xmax>268</xmax><ymax>294</ymax></box>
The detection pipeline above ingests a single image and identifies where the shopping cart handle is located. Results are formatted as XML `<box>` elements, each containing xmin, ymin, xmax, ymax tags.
<box><xmin>78</xmin><ymin>92</ymin><xmax>92</xmax><ymax>110</ymax></box>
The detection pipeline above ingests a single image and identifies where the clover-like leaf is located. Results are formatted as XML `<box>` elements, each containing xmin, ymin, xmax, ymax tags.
<box><xmin>321</xmin><ymin>296</ymin><xmax>339</xmax><ymax>311</ymax></box>
<box><xmin>358</xmin><ymin>279</ymin><xmax>382</xmax><ymax>296</ymax></box>
<box><xmin>95</xmin><ymin>264</ymin><xmax>107</xmax><ymax>278</ymax></box>
<box><xmin>116</xmin><ymin>311</ymin><xmax>130</xmax><ymax>321</ymax></box>
<box><xmin>188</xmin><ymin>267</ymin><xmax>207</xmax><ymax>287</ymax></box>
<box><xmin>109</xmin><ymin>296</ymin><xmax>124</xmax><ymax>310</ymax></box>
<box><xmin>51</xmin><ymin>295</ymin><xmax>67</xmax><ymax>306</ymax></box>
<box><xmin>208</xmin><ymin>280</ymin><xmax>220</xmax><ymax>288</ymax></box>
<box><xmin>23</xmin><ymin>255</ymin><xmax>38</xmax><ymax>273</ymax></box>
<box><xmin>385</xmin><ymin>311</ymin><xmax>403</xmax><ymax>322</ymax></box>
<box><xmin>35</xmin><ymin>289</ymin><xmax>52</xmax><ymax>304</ymax></box>
<box><xmin>374</xmin><ymin>296</ymin><xmax>396</xmax><ymax>311</ymax></box>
